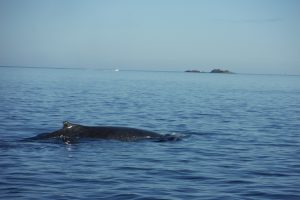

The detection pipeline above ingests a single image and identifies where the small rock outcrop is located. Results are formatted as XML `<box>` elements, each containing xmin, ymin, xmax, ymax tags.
<box><xmin>185</xmin><ymin>69</ymin><xmax>201</xmax><ymax>73</ymax></box>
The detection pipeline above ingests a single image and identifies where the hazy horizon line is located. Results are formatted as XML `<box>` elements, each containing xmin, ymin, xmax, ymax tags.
<box><xmin>1</xmin><ymin>65</ymin><xmax>299</xmax><ymax>76</ymax></box>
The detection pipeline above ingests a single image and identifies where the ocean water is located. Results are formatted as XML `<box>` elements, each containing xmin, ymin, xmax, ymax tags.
<box><xmin>0</xmin><ymin>67</ymin><xmax>299</xmax><ymax>200</ymax></box>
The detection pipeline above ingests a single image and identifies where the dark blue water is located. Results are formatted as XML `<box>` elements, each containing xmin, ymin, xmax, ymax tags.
<box><xmin>0</xmin><ymin>67</ymin><xmax>299</xmax><ymax>200</ymax></box>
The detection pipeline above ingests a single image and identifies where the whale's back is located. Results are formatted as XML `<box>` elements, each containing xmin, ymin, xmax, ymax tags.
<box><xmin>25</xmin><ymin>122</ymin><xmax>175</xmax><ymax>142</ymax></box>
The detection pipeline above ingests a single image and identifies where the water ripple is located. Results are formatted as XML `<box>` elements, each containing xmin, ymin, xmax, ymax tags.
<box><xmin>1</xmin><ymin>68</ymin><xmax>299</xmax><ymax>199</ymax></box>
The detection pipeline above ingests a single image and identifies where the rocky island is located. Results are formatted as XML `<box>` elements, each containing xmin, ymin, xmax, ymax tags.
<box><xmin>210</xmin><ymin>69</ymin><xmax>233</xmax><ymax>74</ymax></box>
<box><xmin>185</xmin><ymin>68</ymin><xmax>233</xmax><ymax>74</ymax></box>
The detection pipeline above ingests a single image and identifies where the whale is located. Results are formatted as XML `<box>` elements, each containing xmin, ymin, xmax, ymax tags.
<box><xmin>26</xmin><ymin>121</ymin><xmax>180</xmax><ymax>143</ymax></box>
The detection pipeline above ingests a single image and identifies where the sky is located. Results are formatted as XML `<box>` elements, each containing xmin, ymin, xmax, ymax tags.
<box><xmin>0</xmin><ymin>0</ymin><xmax>299</xmax><ymax>74</ymax></box>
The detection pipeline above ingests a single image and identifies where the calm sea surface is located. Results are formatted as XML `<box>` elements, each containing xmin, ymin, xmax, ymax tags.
<box><xmin>0</xmin><ymin>67</ymin><xmax>299</xmax><ymax>200</ymax></box>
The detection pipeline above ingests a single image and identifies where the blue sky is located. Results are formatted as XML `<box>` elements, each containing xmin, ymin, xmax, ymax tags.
<box><xmin>0</xmin><ymin>0</ymin><xmax>299</xmax><ymax>74</ymax></box>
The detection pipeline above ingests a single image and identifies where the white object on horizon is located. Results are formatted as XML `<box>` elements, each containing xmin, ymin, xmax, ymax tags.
<box><xmin>114</xmin><ymin>69</ymin><xmax>119</xmax><ymax>72</ymax></box>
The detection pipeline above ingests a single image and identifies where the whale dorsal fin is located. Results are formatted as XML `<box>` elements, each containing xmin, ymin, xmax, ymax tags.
<box><xmin>63</xmin><ymin>121</ymin><xmax>74</xmax><ymax>129</ymax></box>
